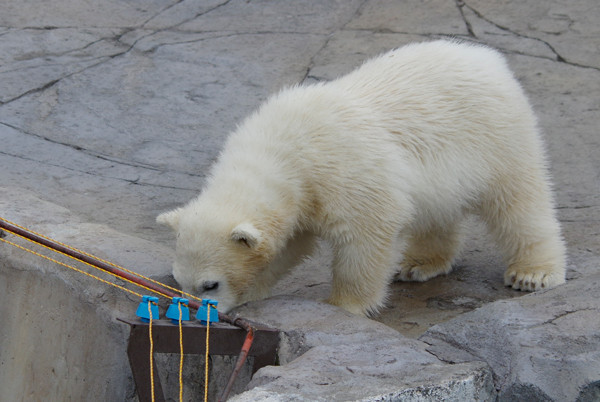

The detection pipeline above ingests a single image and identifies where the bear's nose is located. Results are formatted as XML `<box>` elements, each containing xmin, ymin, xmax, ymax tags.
<box><xmin>202</xmin><ymin>281</ymin><xmax>219</xmax><ymax>291</ymax></box>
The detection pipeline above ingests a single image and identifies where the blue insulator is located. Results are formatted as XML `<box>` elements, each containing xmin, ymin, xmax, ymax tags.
<box><xmin>136</xmin><ymin>295</ymin><xmax>160</xmax><ymax>323</ymax></box>
<box><xmin>166</xmin><ymin>297</ymin><xmax>191</xmax><ymax>324</ymax></box>
<box><xmin>196</xmin><ymin>299</ymin><xmax>219</xmax><ymax>325</ymax></box>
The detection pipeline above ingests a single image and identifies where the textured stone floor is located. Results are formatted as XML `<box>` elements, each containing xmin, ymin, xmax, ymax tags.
<box><xmin>1</xmin><ymin>0</ymin><xmax>599</xmax><ymax>400</ymax></box>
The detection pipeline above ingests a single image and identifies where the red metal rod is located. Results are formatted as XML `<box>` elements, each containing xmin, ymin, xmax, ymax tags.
<box><xmin>219</xmin><ymin>326</ymin><xmax>255</xmax><ymax>402</ymax></box>
<box><xmin>0</xmin><ymin>218</ymin><xmax>182</xmax><ymax>300</ymax></box>
<box><xmin>0</xmin><ymin>218</ymin><xmax>253</xmax><ymax>323</ymax></box>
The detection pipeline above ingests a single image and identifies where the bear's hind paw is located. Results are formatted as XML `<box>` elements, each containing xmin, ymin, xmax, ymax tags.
<box><xmin>504</xmin><ymin>266</ymin><xmax>565</xmax><ymax>291</ymax></box>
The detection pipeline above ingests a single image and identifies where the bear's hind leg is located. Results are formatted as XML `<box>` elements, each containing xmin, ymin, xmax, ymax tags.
<box><xmin>479</xmin><ymin>175</ymin><xmax>566</xmax><ymax>291</ymax></box>
<box><xmin>395</xmin><ymin>222</ymin><xmax>463</xmax><ymax>282</ymax></box>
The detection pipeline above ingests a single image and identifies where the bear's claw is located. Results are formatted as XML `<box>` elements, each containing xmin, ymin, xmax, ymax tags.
<box><xmin>504</xmin><ymin>268</ymin><xmax>564</xmax><ymax>292</ymax></box>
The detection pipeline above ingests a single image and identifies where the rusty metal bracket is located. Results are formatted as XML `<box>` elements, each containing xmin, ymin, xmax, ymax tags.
<box><xmin>119</xmin><ymin>317</ymin><xmax>279</xmax><ymax>402</ymax></box>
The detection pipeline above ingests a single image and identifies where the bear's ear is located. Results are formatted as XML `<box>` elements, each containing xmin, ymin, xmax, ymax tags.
<box><xmin>231</xmin><ymin>223</ymin><xmax>262</xmax><ymax>249</ymax></box>
<box><xmin>156</xmin><ymin>208</ymin><xmax>182</xmax><ymax>231</ymax></box>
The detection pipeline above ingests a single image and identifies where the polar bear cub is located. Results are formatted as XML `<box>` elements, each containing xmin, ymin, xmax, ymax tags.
<box><xmin>158</xmin><ymin>40</ymin><xmax>566</xmax><ymax>316</ymax></box>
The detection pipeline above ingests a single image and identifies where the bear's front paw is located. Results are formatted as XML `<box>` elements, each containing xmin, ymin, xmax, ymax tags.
<box><xmin>395</xmin><ymin>259</ymin><xmax>452</xmax><ymax>282</ymax></box>
<box><xmin>325</xmin><ymin>296</ymin><xmax>380</xmax><ymax>317</ymax></box>
<box><xmin>504</xmin><ymin>265</ymin><xmax>565</xmax><ymax>291</ymax></box>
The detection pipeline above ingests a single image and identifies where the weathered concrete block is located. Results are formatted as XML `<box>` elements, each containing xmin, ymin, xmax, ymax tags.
<box><xmin>0</xmin><ymin>258</ymin><xmax>136</xmax><ymax>401</ymax></box>
<box><xmin>421</xmin><ymin>275</ymin><xmax>600</xmax><ymax>401</ymax></box>
<box><xmin>230</xmin><ymin>297</ymin><xmax>497</xmax><ymax>401</ymax></box>
<box><xmin>0</xmin><ymin>188</ymin><xmax>173</xmax><ymax>401</ymax></box>
<box><xmin>234</xmin><ymin>350</ymin><xmax>495</xmax><ymax>401</ymax></box>
<box><xmin>231</xmin><ymin>296</ymin><xmax>404</xmax><ymax>364</ymax></box>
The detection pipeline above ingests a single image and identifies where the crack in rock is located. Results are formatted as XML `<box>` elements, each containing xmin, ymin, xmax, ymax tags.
<box><xmin>461</xmin><ymin>0</ymin><xmax>600</xmax><ymax>71</ymax></box>
<box><xmin>140</xmin><ymin>0</ymin><xmax>234</xmax><ymax>31</ymax></box>
<box><xmin>0</xmin><ymin>121</ymin><xmax>204</xmax><ymax>185</ymax></box>
<box><xmin>133</xmin><ymin>30</ymin><xmax>327</xmax><ymax>55</ymax></box>
<box><xmin>540</xmin><ymin>308</ymin><xmax>598</xmax><ymax>326</ymax></box>
<box><xmin>455</xmin><ymin>0</ymin><xmax>476</xmax><ymax>37</ymax></box>
<box><xmin>300</xmin><ymin>0</ymin><xmax>370</xmax><ymax>83</ymax></box>
<box><xmin>0</xmin><ymin>148</ymin><xmax>198</xmax><ymax>191</ymax></box>
<box><xmin>0</xmin><ymin>79</ymin><xmax>60</xmax><ymax>106</ymax></box>
<box><xmin>0</xmin><ymin>46</ymin><xmax>127</xmax><ymax>105</ymax></box>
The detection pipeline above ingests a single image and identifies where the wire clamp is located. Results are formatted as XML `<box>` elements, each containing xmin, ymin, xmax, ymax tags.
<box><xmin>166</xmin><ymin>297</ymin><xmax>190</xmax><ymax>324</ymax></box>
<box><xmin>136</xmin><ymin>295</ymin><xmax>160</xmax><ymax>322</ymax></box>
<box><xmin>197</xmin><ymin>299</ymin><xmax>219</xmax><ymax>324</ymax></box>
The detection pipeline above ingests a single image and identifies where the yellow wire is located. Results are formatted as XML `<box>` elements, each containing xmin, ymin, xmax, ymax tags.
<box><xmin>0</xmin><ymin>216</ymin><xmax>202</xmax><ymax>302</ymax></box>
<box><xmin>148</xmin><ymin>301</ymin><xmax>155</xmax><ymax>402</ymax></box>
<box><xmin>178</xmin><ymin>301</ymin><xmax>184</xmax><ymax>402</ymax></box>
<box><xmin>204</xmin><ymin>304</ymin><xmax>210</xmax><ymax>402</ymax></box>
<box><xmin>0</xmin><ymin>236</ymin><xmax>144</xmax><ymax>298</ymax></box>
<box><xmin>0</xmin><ymin>218</ymin><xmax>217</xmax><ymax>402</ymax></box>
<box><xmin>1</xmin><ymin>229</ymin><xmax>169</xmax><ymax>299</ymax></box>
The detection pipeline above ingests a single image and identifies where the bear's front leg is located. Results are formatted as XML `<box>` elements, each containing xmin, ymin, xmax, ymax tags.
<box><xmin>326</xmin><ymin>238</ymin><xmax>397</xmax><ymax>316</ymax></box>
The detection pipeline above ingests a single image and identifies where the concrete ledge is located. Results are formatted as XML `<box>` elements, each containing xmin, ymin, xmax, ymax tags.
<box><xmin>228</xmin><ymin>279</ymin><xmax>600</xmax><ymax>401</ymax></box>
<box><xmin>0</xmin><ymin>187</ymin><xmax>174</xmax><ymax>400</ymax></box>
<box><xmin>229</xmin><ymin>297</ymin><xmax>497</xmax><ymax>401</ymax></box>
<box><xmin>421</xmin><ymin>275</ymin><xmax>600</xmax><ymax>401</ymax></box>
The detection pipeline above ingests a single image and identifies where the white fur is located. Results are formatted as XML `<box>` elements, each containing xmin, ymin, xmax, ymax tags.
<box><xmin>157</xmin><ymin>40</ymin><xmax>566</xmax><ymax>316</ymax></box>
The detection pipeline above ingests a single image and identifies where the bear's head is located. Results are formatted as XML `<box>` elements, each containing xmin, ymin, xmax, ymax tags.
<box><xmin>157</xmin><ymin>205</ymin><xmax>277</xmax><ymax>313</ymax></box>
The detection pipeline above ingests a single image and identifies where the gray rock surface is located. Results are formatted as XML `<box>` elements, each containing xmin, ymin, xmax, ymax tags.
<box><xmin>0</xmin><ymin>0</ymin><xmax>598</xmax><ymax>400</ymax></box>
<box><xmin>0</xmin><ymin>188</ymin><xmax>164</xmax><ymax>401</ymax></box>
<box><xmin>420</xmin><ymin>274</ymin><xmax>600</xmax><ymax>402</ymax></box>
<box><xmin>230</xmin><ymin>297</ymin><xmax>497</xmax><ymax>401</ymax></box>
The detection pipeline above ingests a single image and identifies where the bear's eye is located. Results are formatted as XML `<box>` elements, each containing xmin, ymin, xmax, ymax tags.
<box><xmin>202</xmin><ymin>281</ymin><xmax>219</xmax><ymax>291</ymax></box>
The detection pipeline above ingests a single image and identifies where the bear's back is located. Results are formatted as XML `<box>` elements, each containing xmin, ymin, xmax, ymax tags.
<box><xmin>337</xmin><ymin>40</ymin><xmax>517</xmax><ymax>102</ymax></box>
<box><xmin>328</xmin><ymin>40</ymin><xmax>538</xmax><ymax>166</ymax></box>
